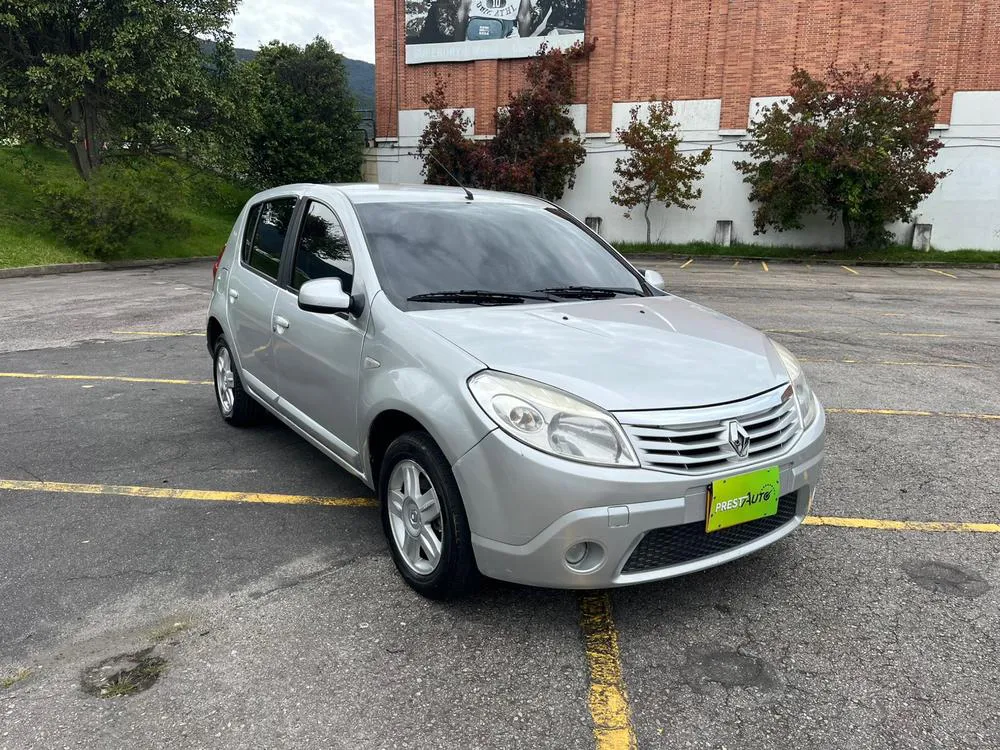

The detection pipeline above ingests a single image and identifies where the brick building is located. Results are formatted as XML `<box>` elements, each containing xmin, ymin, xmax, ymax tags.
<box><xmin>372</xmin><ymin>1</ymin><xmax>1000</xmax><ymax>250</ymax></box>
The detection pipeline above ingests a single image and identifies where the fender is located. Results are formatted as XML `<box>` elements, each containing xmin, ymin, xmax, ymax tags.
<box><xmin>358</xmin><ymin>294</ymin><xmax>496</xmax><ymax>483</ymax></box>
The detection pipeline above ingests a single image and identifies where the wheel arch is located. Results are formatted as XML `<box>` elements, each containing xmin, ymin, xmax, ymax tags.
<box><xmin>207</xmin><ymin>316</ymin><xmax>224</xmax><ymax>355</ymax></box>
<box><xmin>366</xmin><ymin>409</ymin><xmax>429</xmax><ymax>489</ymax></box>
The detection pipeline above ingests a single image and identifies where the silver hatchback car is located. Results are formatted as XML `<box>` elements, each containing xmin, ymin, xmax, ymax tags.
<box><xmin>207</xmin><ymin>184</ymin><xmax>825</xmax><ymax>599</ymax></box>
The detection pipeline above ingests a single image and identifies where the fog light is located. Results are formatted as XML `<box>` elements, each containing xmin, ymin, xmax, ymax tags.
<box><xmin>565</xmin><ymin>542</ymin><xmax>588</xmax><ymax>565</ymax></box>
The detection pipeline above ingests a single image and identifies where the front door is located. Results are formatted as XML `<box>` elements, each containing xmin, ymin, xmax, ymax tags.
<box><xmin>271</xmin><ymin>199</ymin><xmax>368</xmax><ymax>468</ymax></box>
<box><xmin>227</xmin><ymin>197</ymin><xmax>298</xmax><ymax>400</ymax></box>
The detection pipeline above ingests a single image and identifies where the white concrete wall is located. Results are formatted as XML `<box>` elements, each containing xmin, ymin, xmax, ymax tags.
<box><xmin>372</xmin><ymin>92</ymin><xmax>1000</xmax><ymax>250</ymax></box>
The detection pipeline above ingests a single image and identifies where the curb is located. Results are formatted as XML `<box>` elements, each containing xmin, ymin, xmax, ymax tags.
<box><xmin>3</xmin><ymin>253</ymin><xmax>996</xmax><ymax>279</ymax></box>
<box><xmin>0</xmin><ymin>256</ymin><xmax>216</xmax><ymax>280</ymax></box>
<box><xmin>622</xmin><ymin>253</ymin><xmax>1000</xmax><ymax>270</ymax></box>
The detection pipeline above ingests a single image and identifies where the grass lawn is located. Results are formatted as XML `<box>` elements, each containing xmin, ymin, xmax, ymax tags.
<box><xmin>615</xmin><ymin>240</ymin><xmax>1000</xmax><ymax>265</ymax></box>
<box><xmin>0</xmin><ymin>145</ymin><xmax>251</xmax><ymax>270</ymax></box>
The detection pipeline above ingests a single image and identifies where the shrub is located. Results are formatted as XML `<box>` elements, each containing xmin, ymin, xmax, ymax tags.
<box><xmin>736</xmin><ymin>65</ymin><xmax>948</xmax><ymax>251</ymax></box>
<box><xmin>38</xmin><ymin>160</ymin><xmax>188</xmax><ymax>260</ymax></box>
<box><xmin>417</xmin><ymin>42</ymin><xmax>592</xmax><ymax>201</ymax></box>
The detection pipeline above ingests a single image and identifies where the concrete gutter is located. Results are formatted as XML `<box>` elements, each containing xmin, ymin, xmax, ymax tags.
<box><xmin>622</xmin><ymin>252</ymin><xmax>1000</xmax><ymax>270</ymax></box>
<box><xmin>0</xmin><ymin>256</ymin><xmax>216</xmax><ymax>280</ymax></box>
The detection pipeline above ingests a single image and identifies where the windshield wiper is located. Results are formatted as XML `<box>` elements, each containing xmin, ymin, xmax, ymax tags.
<box><xmin>407</xmin><ymin>289</ymin><xmax>554</xmax><ymax>305</ymax></box>
<box><xmin>534</xmin><ymin>285</ymin><xmax>645</xmax><ymax>299</ymax></box>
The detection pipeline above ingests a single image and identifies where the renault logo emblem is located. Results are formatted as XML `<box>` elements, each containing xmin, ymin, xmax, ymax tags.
<box><xmin>728</xmin><ymin>421</ymin><xmax>751</xmax><ymax>458</ymax></box>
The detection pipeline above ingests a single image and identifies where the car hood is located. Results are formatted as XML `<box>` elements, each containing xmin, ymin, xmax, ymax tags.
<box><xmin>410</xmin><ymin>295</ymin><xmax>789</xmax><ymax>411</ymax></box>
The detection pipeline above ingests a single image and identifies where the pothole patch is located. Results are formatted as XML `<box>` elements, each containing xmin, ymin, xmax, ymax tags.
<box><xmin>81</xmin><ymin>647</ymin><xmax>166</xmax><ymax>698</ymax></box>
<box><xmin>681</xmin><ymin>649</ymin><xmax>780</xmax><ymax>693</ymax></box>
<box><xmin>904</xmin><ymin>560</ymin><xmax>990</xmax><ymax>598</ymax></box>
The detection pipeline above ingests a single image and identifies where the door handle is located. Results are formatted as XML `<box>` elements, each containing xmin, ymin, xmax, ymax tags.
<box><xmin>273</xmin><ymin>316</ymin><xmax>290</xmax><ymax>333</ymax></box>
<box><xmin>228</xmin><ymin>289</ymin><xmax>239</xmax><ymax>302</ymax></box>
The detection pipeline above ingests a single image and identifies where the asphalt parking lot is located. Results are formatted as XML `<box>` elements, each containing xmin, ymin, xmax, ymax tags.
<box><xmin>1</xmin><ymin>258</ymin><xmax>998</xmax><ymax>749</ymax></box>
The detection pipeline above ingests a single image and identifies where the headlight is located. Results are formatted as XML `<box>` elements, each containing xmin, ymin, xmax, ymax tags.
<box><xmin>772</xmin><ymin>341</ymin><xmax>818</xmax><ymax>428</ymax></box>
<box><xmin>468</xmin><ymin>371</ymin><xmax>639</xmax><ymax>467</ymax></box>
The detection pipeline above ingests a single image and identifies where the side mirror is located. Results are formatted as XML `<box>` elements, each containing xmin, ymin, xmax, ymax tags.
<box><xmin>298</xmin><ymin>277</ymin><xmax>351</xmax><ymax>314</ymax></box>
<box><xmin>643</xmin><ymin>269</ymin><xmax>666</xmax><ymax>290</ymax></box>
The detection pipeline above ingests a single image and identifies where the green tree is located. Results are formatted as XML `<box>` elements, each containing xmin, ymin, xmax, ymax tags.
<box><xmin>0</xmin><ymin>0</ymin><xmax>238</xmax><ymax>180</ymax></box>
<box><xmin>611</xmin><ymin>102</ymin><xmax>712</xmax><ymax>244</ymax></box>
<box><xmin>736</xmin><ymin>65</ymin><xmax>948</xmax><ymax>251</ymax></box>
<box><xmin>417</xmin><ymin>42</ymin><xmax>592</xmax><ymax>201</ymax></box>
<box><xmin>246</xmin><ymin>37</ymin><xmax>363</xmax><ymax>187</ymax></box>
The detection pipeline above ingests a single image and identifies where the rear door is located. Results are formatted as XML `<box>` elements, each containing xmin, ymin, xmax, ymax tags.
<box><xmin>226</xmin><ymin>196</ymin><xmax>298</xmax><ymax>401</ymax></box>
<box><xmin>271</xmin><ymin>199</ymin><xmax>368</xmax><ymax>466</ymax></box>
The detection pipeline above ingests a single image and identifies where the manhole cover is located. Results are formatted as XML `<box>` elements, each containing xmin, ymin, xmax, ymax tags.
<box><xmin>904</xmin><ymin>560</ymin><xmax>990</xmax><ymax>598</ymax></box>
<box><xmin>81</xmin><ymin>647</ymin><xmax>166</xmax><ymax>698</ymax></box>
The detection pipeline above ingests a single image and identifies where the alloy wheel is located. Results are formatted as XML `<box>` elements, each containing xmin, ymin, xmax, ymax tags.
<box><xmin>215</xmin><ymin>346</ymin><xmax>235</xmax><ymax>415</ymax></box>
<box><xmin>387</xmin><ymin>459</ymin><xmax>444</xmax><ymax>575</ymax></box>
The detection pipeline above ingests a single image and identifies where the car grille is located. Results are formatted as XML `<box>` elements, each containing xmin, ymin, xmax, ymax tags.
<box><xmin>616</xmin><ymin>386</ymin><xmax>800</xmax><ymax>475</ymax></box>
<box><xmin>621</xmin><ymin>492</ymin><xmax>799</xmax><ymax>574</ymax></box>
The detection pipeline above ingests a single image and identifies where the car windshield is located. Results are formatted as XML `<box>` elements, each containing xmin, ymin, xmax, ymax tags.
<box><xmin>353</xmin><ymin>201</ymin><xmax>647</xmax><ymax>310</ymax></box>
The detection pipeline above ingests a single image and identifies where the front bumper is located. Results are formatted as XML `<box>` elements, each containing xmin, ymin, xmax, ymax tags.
<box><xmin>453</xmin><ymin>405</ymin><xmax>825</xmax><ymax>589</ymax></box>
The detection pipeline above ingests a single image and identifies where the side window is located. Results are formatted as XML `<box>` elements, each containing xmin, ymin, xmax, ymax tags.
<box><xmin>246</xmin><ymin>198</ymin><xmax>297</xmax><ymax>280</ymax></box>
<box><xmin>291</xmin><ymin>201</ymin><xmax>354</xmax><ymax>293</ymax></box>
<box><xmin>240</xmin><ymin>203</ymin><xmax>261</xmax><ymax>263</ymax></box>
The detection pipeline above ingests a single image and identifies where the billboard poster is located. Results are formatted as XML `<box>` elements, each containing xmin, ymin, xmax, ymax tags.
<box><xmin>405</xmin><ymin>0</ymin><xmax>587</xmax><ymax>65</ymax></box>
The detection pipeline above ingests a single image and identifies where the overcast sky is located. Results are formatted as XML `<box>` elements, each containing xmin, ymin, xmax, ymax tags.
<box><xmin>230</xmin><ymin>0</ymin><xmax>376</xmax><ymax>62</ymax></box>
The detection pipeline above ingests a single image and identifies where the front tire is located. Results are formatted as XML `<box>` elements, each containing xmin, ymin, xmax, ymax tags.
<box><xmin>380</xmin><ymin>431</ymin><xmax>479</xmax><ymax>599</ymax></box>
<box><xmin>213</xmin><ymin>336</ymin><xmax>263</xmax><ymax>427</ymax></box>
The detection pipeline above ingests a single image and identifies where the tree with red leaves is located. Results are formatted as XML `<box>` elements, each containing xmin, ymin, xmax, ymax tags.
<box><xmin>417</xmin><ymin>42</ymin><xmax>592</xmax><ymax>201</ymax></box>
<box><xmin>736</xmin><ymin>65</ymin><xmax>948</xmax><ymax>251</ymax></box>
<box><xmin>611</xmin><ymin>102</ymin><xmax>712</xmax><ymax>244</ymax></box>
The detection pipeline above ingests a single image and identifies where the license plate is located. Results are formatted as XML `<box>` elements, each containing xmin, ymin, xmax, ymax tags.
<box><xmin>706</xmin><ymin>466</ymin><xmax>781</xmax><ymax>533</ymax></box>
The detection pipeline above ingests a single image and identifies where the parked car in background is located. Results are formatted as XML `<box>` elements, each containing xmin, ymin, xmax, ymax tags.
<box><xmin>207</xmin><ymin>184</ymin><xmax>825</xmax><ymax>599</ymax></box>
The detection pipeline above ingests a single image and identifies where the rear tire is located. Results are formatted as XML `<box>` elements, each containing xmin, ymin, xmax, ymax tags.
<box><xmin>380</xmin><ymin>431</ymin><xmax>479</xmax><ymax>599</ymax></box>
<box><xmin>213</xmin><ymin>336</ymin><xmax>263</xmax><ymax>427</ymax></box>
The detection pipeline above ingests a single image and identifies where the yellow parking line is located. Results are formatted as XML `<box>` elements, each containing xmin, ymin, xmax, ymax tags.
<box><xmin>680</xmin><ymin>258</ymin><xmax>694</xmax><ymax>269</ymax></box>
<box><xmin>761</xmin><ymin>261</ymin><xmax>769</xmax><ymax>272</ymax></box>
<box><xmin>927</xmin><ymin>268</ymin><xmax>957</xmax><ymax>279</ymax></box>
<box><xmin>805</xmin><ymin>516</ymin><xmax>1000</xmax><ymax>533</ymax></box>
<box><xmin>0</xmin><ymin>479</ymin><xmax>376</xmax><ymax>508</ymax></box>
<box><xmin>579</xmin><ymin>593</ymin><xmax>636</xmax><ymax>750</ymax></box>
<box><xmin>827</xmin><ymin>407</ymin><xmax>1000</xmax><ymax>421</ymax></box>
<box><xmin>765</xmin><ymin>329</ymin><xmax>948</xmax><ymax>338</ymax></box>
<box><xmin>5</xmin><ymin>375</ymin><xmax>995</xmax><ymax>421</ymax></box>
<box><xmin>800</xmin><ymin>358</ymin><xmax>978</xmax><ymax>369</ymax></box>
<box><xmin>112</xmin><ymin>330</ymin><xmax>205</xmax><ymax>337</ymax></box>
<box><xmin>840</xmin><ymin>265</ymin><xmax>859</xmax><ymax>275</ymax></box>
<box><xmin>0</xmin><ymin>372</ymin><xmax>212</xmax><ymax>386</ymax></box>
<box><xmin>875</xmin><ymin>360</ymin><xmax>977</xmax><ymax>368</ymax></box>
<box><xmin>5</xmin><ymin>478</ymin><xmax>999</xmax><ymax>533</ymax></box>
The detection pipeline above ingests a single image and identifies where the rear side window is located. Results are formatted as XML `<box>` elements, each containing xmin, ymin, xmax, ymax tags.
<box><xmin>290</xmin><ymin>201</ymin><xmax>354</xmax><ymax>293</ymax></box>
<box><xmin>244</xmin><ymin>198</ymin><xmax>297</xmax><ymax>280</ymax></box>
<box><xmin>240</xmin><ymin>204</ymin><xmax>261</xmax><ymax>263</ymax></box>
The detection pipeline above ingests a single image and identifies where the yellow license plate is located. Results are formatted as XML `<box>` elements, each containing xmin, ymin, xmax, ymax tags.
<box><xmin>706</xmin><ymin>466</ymin><xmax>781</xmax><ymax>533</ymax></box>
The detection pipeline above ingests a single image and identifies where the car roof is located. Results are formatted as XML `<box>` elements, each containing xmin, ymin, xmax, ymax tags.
<box><xmin>249</xmin><ymin>183</ymin><xmax>550</xmax><ymax>208</ymax></box>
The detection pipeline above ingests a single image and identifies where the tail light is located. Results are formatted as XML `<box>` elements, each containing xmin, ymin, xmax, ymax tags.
<box><xmin>212</xmin><ymin>245</ymin><xmax>225</xmax><ymax>280</ymax></box>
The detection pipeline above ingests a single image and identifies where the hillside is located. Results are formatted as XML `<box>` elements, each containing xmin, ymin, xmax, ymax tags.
<box><xmin>0</xmin><ymin>146</ymin><xmax>251</xmax><ymax>269</ymax></box>
<box><xmin>199</xmin><ymin>40</ymin><xmax>374</xmax><ymax>110</ymax></box>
